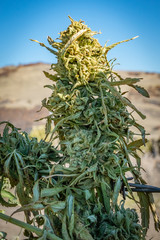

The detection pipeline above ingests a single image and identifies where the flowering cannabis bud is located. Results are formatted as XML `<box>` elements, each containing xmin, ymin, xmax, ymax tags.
<box><xmin>0</xmin><ymin>16</ymin><xmax>159</xmax><ymax>240</ymax></box>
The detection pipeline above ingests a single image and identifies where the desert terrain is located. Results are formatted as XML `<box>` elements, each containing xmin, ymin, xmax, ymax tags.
<box><xmin>0</xmin><ymin>63</ymin><xmax>160</xmax><ymax>239</ymax></box>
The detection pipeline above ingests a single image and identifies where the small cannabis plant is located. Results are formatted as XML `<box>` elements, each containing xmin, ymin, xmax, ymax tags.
<box><xmin>0</xmin><ymin>16</ymin><xmax>160</xmax><ymax>240</ymax></box>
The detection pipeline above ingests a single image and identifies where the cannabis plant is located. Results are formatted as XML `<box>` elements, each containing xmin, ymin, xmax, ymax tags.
<box><xmin>0</xmin><ymin>16</ymin><xmax>160</xmax><ymax>240</ymax></box>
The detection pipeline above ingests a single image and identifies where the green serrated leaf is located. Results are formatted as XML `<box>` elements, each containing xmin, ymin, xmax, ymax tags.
<box><xmin>11</xmin><ymin>203</ymin><xmax>44</xmax><ymax>216</ymax></box>
<box><xmin>110</xmin><ymin>78</ymin><xmax>140</xmax><ymax>86</ymax></box>
<box><xmin>4</xmin><ymin>152</ymin><xmax>14</xmax><ymax>179</ymax></box>
<box><xmin>134</xmin><ymin>123</ymin><xmax>146</xmax><ymax>145</ymax></box>
<box><xmin>137</xmin><ymin>192</ymin><xmax>150</xmax><ymax>236</ymax></box>
<box><xmin>41</xmin><ymin>187</ymin><xmax>66</xmax><ymax>198</ymax></box>
<box><xmin>49</xmin><ymin>201</ymin><xmax>66</xmax><ymax>213</ymax></box>
<box><xmin>128</xmin><ymin>139</ymin><xmax>147</xmax><ymax>150</ymax></box>
<box><xmin>43</xmin><ymin>71</ymin><xmax>59</xmax><ymax>82</ymax></box>
<box><xmin>62</xmin><ymin>214</ymin><xmax>71</xmax><ymax>240</ymax></box>
<box><xmin>112</xmin><ymin>177</ymin><xmax>122</xmax><ymax>207</ymax></box>
<box><xmin>130</xmin><ymin>85</ymin><xmax>150</xmax><ymax>98</ymax></box>
<box><xmin>101</xmin><ymin>181</ymin><xmax>110</xmax><ymax>213</ymax></box>
<box><xmin>67</xmin><ymin>194</ymin><xmax>74</xmax><ymax>219</ymax></box>
<box><xmin>33</xmin><ymin>180</ymin><xmax>40</xmax><ymax>202</ymax></box>
<box><xmin>14</xmin><ymin>152</ymin><xmax>24</xmax><ymax>186</ymax></box>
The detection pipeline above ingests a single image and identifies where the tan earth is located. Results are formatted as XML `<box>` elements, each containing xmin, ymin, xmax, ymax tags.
<box><xmin>0</xmin><ymin>63</ymin><xmax>160</xmax><ymax>239</ymax></box>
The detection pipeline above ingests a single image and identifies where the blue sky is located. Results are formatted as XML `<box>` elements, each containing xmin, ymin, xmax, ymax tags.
<box><xmin>0</xmin><ymin>0</ymin><xmax>160</xmax><ymax>72</ymax></box>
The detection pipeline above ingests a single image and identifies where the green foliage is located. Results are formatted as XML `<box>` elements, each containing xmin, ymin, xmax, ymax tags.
<box><xmin>0</xmin><ymin>121</ymin><xmax>60</xmax><ymax>206</ymax></box>
<box><xmin>0</xmin><ymin>17</ymin><xmax>159</xmax><ymax>239</ymax></box>
<box><xmin>90</xmin><ymin>201</ymin><xmax>143</xmax><ymax>240</ymax></box>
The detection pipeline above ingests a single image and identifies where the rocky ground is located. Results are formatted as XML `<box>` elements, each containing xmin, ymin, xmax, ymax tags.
<box><xmin>0</xmin><ymin>63</ymin><xmax>160</xmax><ymax>239</ymax></box>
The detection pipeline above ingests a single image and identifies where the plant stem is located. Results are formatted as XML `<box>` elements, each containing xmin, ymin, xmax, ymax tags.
<box><xmin>0</xmin><ymin>213</ymin><xmax>42</xmax><ymax>236</ymax></box>
<box><xmin>0</xmin><ymin>213</ymin><xmax>62</xmax><ymax>240</ymax></box>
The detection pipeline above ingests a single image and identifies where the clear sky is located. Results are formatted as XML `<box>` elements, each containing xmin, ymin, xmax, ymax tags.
<box><xmin>0</xmin><ymin>0</ymin><xmax>160</xmax><ymax>72</ymax></box>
